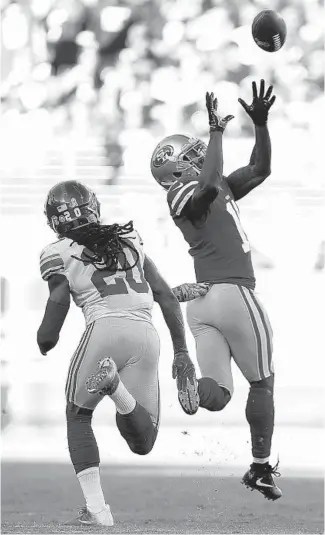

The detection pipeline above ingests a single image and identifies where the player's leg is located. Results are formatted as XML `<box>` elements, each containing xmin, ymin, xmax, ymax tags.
<box><xmin>65</xmin><ymin>322</ymin><xmax>113</xmax><ymax>526</ymax></box>
<box><xmin>214</xmin><ymin>284</ymin><xmax>281</xmax><ymax>500</ymax></box>
<box><xmin>115</xmin><ymin>321</ymin><xmax>160</xmax><ymax>454</ymax></box>
<box><xmin>115</xmin><ymin>336</ymin><xmax>160</xmax><ymax>454</ymax></box>
<box><xmin>86</xmin><ymin>319</ymin><xmax>160</xmax><ymax>455</ymax></box>
<box><xmin>186</xmin><ymin>300</ymin><xmax>233</xmax><ymax>411</ymax></box>
<box><xmin>220</xmin><ymin>286</ymin><xmax>275</xmax><ymax>460</ymax></box>
<box><xmin>65</xmin><ymin>316</ymin><xmax>151</xmax><ymax>524</ymax></box>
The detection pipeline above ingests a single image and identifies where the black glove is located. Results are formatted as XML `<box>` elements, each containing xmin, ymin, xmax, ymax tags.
<box><xmin>172</xmin><ymin>350</ymin><xmax>197</xmax><ymax>393</ymax></box>
<box><xmin>238</xmin><ymin>79</ymin><xmax>276</xmax><ymax>126</ymax></box>
<box><xmin>173</xmin><ymin>282</ymin><xmax>211</xmax><ymax>303</ymax></box>
<box><xmin>206</xmin><ymin>92</ymin><xmax>234</xmax><ymax>132</ymax></box>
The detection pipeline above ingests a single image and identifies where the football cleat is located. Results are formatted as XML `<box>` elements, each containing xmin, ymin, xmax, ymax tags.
<box><xmin>178</xmin><ymin>377</ymin><xmax>200</xmax><ymax>416</ymax></box>
<box><xmin>65</xmin><ymin>505</ymin><xmax>114</xmax><ymax>527</ymax></box>
<box><xmin>86</xmin><ymin>357</ymin><xmax>120</xmax><ymax>396</ymax></box>
<box><xmin>242</xmin><ymin>461</ymin><xmax>282</xmax><ymax>501</ymax></box>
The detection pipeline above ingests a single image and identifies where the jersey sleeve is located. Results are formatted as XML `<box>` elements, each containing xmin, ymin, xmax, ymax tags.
<box><xmin>167</xmin><ymin>179</ymin><xmax>198</xmax><ymax>217</ymax></box>
<box><xmin>136</xmin><ymin>231</ymin><xmax>144</xmax><ymax>246</ymax></box>
<box><xmin>40</xmin><ymin>244</ymin><xmax>65</xmax><ymax>281</ymax></box>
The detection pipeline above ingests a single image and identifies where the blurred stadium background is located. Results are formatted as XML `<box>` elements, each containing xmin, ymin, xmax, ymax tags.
<box><xmin>1</xmin><ymin>0</ymin><xmax>324</xmax><ymax>532</ymax></box>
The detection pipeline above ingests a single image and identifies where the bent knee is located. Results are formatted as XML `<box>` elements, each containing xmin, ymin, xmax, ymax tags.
<box><xmin>207</xmin><ymin>388</ymin><xmax>231</xmax><ymax>412</ymax></box>
<box><xmin>198</xmin><ymin>377</ymin><xmax>232</xmax><ymax>412</ymax></box>
<box><xmin>129</xmin><ymin>425</ymin><xmax>158</xmax><ymax>456</ymax></box>
<box><xmin>131</xmin><ymin>442</ymin><xmax>153</xmax><ymax>456</ymax></box>
<box><xmin>130</xmin><ymin>435</ymin><xmax>157</xmax><ymax>456</ymax></box>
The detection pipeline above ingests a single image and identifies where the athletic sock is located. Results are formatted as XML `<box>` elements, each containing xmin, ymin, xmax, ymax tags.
<box><xmin>246</xmin><ymin>382</ymin><xmax>274</xmax><ymax>460</ymax></box>
<box><xmin>253</xmin><ymin>457</ymin><xmax>270</xmax><ymax>464</ymax></box>
<box><xmin>109</xmin><ymin>382</ymin><xmax>136</xmax><ymax>414</ymax></box>
<box><xmin>77</xmin><ymin>466</ymin><xmax>106</xmax><ymax>514</ymax></box>
<box><xmin>66</xmin><ymin>405</ymin><xmax>100</xmax><ymax>474</ymax></box>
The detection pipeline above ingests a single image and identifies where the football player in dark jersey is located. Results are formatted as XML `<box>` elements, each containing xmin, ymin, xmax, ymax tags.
<box><xmin>150</xmin><ymin>80</ymin><xmax>282</xmax><ymax>501</ymax></box>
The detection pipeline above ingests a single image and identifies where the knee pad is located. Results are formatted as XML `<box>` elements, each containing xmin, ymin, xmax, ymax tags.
<box><xmin>116</xmin><ymin>403</ymin><xmax>158</xmax><ymax>456</ymax></box>
<box><xmin>198</xmin><ymin>377</ymin><xmax>231</xmax><ymax>412</ymax></box>
<box><xmin>129</xmin><ymin>425</ymin><xmax>158</xmax><ymax>456</ymax></box>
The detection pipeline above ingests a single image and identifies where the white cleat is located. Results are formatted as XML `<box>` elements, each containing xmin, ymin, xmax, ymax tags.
<box><xmin>86</xmin><ymin>357</ymin><xmax>120</xmax><ymax>395</ymax></box>
<box><xmin>65</xmin><ymin>504</ymin><xmax>114</xmax><ymax>526</ymax></box>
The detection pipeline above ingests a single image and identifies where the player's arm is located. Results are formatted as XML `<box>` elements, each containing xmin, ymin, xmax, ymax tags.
<box><xmin>226</xmin><ymin>125</ymin><xmax>271</xmax><ymax>200</ymax></box>
<box><xmin>226</xmin><ymin>80</ymin><xmax>276</xmax><ymax>201</ymax></box>
<box><xmin>143</xmin><ymin>255</ymin><xmax>197</xmax><ymax>390</ymax></box>
<box><xmin>168</xmin><ymin>93</ymin><xmax>234</xmax><ymax>221</ymax></box>
<box><xmin>143</xmin><ymin>255</ymin><xmax>188</xmax><ymax>355</ymax></box>
<box><xmin>188</xmin><ymin>130</ymin><xmax>223</xmax><ymax>218</ymax></box>
<box><xmin>37</xmin><ymin>248</ymin><xmax>70</xmax><ymax>355</ymax></box>
<box><xmin>187</xmin><ymin>93</ymin><xmax>234</xmax><ymax>220</ymax></box>
<box><xmin>172</xmin><ymin>282</ymin><xmax>211</xmax><ymax>302</ymax></box>
<box><xmin>37</xmin><ymin>274</ymin><xmax>70</xmax><ymax>355</ymax></box>
<box><xmin>167</xmin><ymin>131</ymin><xmax>223</xmax><ymax>221</ymax></box>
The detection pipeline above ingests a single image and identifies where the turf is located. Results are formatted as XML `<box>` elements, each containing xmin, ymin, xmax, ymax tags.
<box><xmin>2</xmin><ymin>462</ymin><xmax>323</xmax><ymax>534</ymax></box>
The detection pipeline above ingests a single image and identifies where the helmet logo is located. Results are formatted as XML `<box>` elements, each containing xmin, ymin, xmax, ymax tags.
<box><xmin>57</xmin><ymin>203</ymin><xmax>68</xmax><ymax>213</ymax></box>
<box><xmin>153</xmin><ymin>145</ymin><xmax>175</xmax><ymax>168</ymax></box>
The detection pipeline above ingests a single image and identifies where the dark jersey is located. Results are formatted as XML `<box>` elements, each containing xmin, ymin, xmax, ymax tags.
<box><xmin>167</xmin><ymin>177</ymin><xmax>256</xmax><ymax>289</ymax></box>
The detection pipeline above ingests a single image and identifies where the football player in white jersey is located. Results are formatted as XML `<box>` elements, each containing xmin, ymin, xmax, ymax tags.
<box><xmin>37</xmin><ymin>180</ymin><xmax>199</xmax><ymax>527</ymax></box>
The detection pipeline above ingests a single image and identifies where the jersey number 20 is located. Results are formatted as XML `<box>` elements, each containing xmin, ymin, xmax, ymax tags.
<box><xmin>81</xmin><ymin>242</ymin><xmax>149</xmax><ymax>298</ymax></box>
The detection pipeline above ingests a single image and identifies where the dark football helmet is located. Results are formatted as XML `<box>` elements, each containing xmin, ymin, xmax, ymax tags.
<box><xmin>44</xmin><ymin>180</ymin><xmax>100</xmax><ymax>236</ymax></box>
<box><xmin>150</xmin><ymin>135</ymin><xmax>207</xmax><ymax>190</ymax></box>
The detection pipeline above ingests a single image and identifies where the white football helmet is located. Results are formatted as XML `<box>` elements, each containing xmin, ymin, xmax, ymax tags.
<box><xmin>150</xmin><ymin>134</ymin><xmax>207</xmax><ymax>190</ymax></box>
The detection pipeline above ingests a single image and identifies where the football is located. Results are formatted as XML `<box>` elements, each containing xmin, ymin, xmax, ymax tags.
<box><xmin>252</xmin><ymin>10</ymin><xmax>287</xmax><ymax>52</ymax></box>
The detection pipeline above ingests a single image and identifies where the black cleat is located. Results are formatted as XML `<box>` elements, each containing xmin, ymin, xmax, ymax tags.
<box><xmin>242</xmin><ymin>461</ymin><xmax>282</xmax><ymax>501</ymax></box>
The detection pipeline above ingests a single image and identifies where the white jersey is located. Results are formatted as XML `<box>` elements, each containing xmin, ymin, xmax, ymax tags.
<box><xmin>40</xmin><ymin>230</ymin><xmax>154</xmax><ymax>325</ymax></box>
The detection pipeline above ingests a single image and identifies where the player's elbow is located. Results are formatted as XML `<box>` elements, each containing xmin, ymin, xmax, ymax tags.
<box><xmin>262</xmin><ymin>166</ymin><xmax>271</xmax><ymax>178</ymax></box>
<box><xmin>50</xmin><ymin>284</ymin><xmax>70</xmax><ymax>307</ymax></box>
<box><xmin>155</xmin><ymin>289</ymin><xmax>178</xmax><ymax>309</ymax></box>
<box><xmin>48</xmin><ymin>274</ymin><xmax>70</xmax><ymax>306</ymax></box>
<box><xmin>254</xmin><ymin>165</ymin><xmax>271</xmax><ymax>179</ymax></box>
